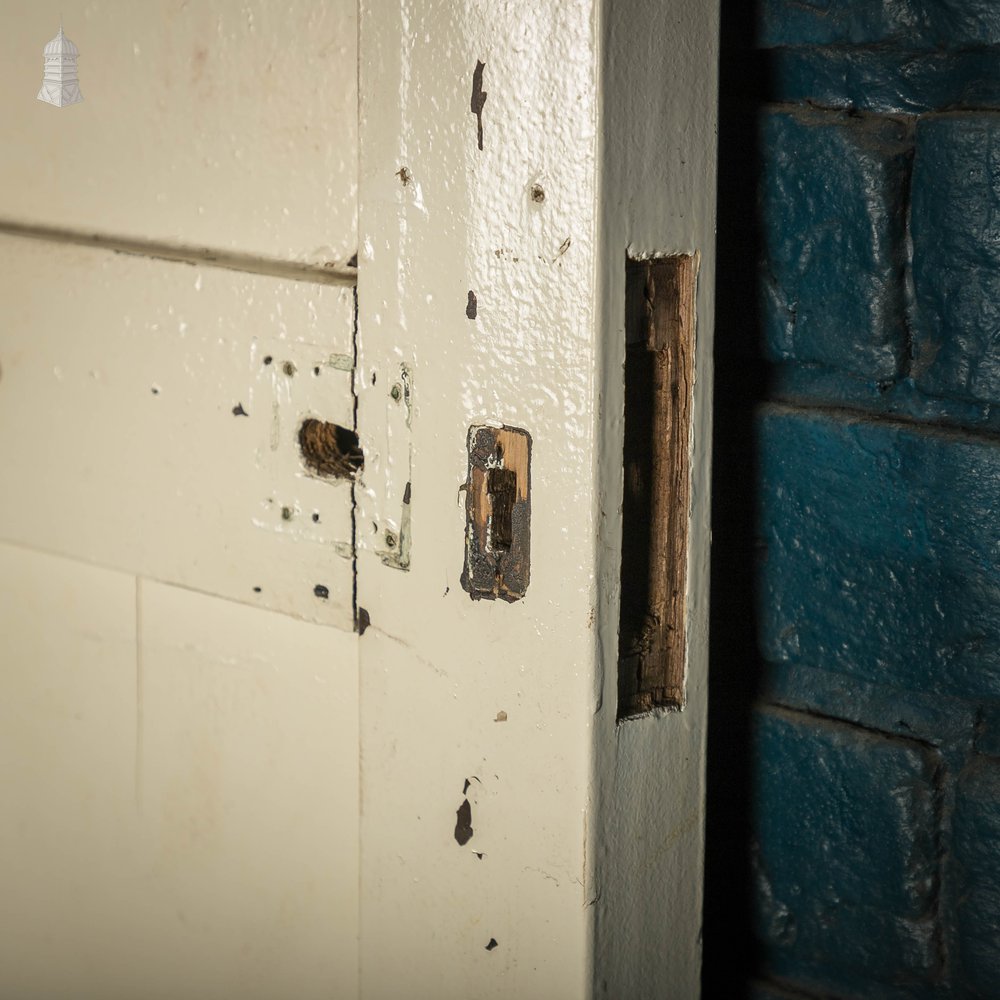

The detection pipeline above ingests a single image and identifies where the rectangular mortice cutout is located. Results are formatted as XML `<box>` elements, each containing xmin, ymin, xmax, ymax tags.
<box><xmin>618</xmin><ymin>254</ymin><xmax>697</xmax><ymax>718</ymax></box>
<box><xmin>462</xmin><ymin>425</ymin><xmax>531</xmax><ymax>602</ymax></box>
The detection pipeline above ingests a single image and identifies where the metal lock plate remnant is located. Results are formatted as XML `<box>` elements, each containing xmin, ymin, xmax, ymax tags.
<box><xmin>461</xmin><ymin>424</ymin><xmax>531</xmax><ymax>602</ymax></box>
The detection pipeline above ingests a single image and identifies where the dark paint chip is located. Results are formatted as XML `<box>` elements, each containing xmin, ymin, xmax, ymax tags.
<box><xmin>356</xmin><ymin>606</ymin><xmax>371</xmax><ymax>635</ymax></box>
<box><xmin>314</xmin><ymin>584</ymin><xmax>330</xmax><ymax>600</ymax></box>
<box><xmin>455</xmin><ymin>799</ymin><xmax>474</xmax><ymax>846</ymax></box>
<box><xmin>466</xmin><ymin>290</ymin><xmax>478</xmax><ymax>320</ymax></box>
<box><xmin>232</xmin><ymin>402</ymin><xmax>248</xmax><ymax>416</ymax></box>
<box><xmin>485</xmin><ymin>938</ymin><xmax>498</xmax><ymax>951</ymax></box>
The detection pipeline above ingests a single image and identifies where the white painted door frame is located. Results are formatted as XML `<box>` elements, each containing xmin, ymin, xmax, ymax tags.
<box><xmin>356</xmin><ymin>2</ymin><xmax>718</xmax><ymax>997</ymax></box>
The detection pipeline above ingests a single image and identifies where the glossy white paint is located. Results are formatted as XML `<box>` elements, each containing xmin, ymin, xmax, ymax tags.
<box><xmin>357</xmin><ymin>2</ymin><xmax>599</xmax><ymax>996</ymax></box>
<box><xmin>0</xmin><ymin>232</ymin><xmax>356</xmax><ymax>627</ymax></box>
<box><xmin>0</xmin><ymin>543</ymin><xmax>359</xmax><ymax>999</ymax></box>
<box><xmin>358</xmin><ymin>1</ymin><xmax>716</xmax><ymax>996</ymax></box>
<box><xmin>1</xmin><ymin>0</ymin><xmax>717</xmax><ymax>993</ymax></box>
<box><xmin>0</xmin><ymin>0</ymin><xmax>357</xmax><ymax>265</ymax></box>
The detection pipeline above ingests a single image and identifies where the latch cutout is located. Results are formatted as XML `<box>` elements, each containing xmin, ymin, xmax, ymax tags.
<box><xmin>618</xmin><ymin>253</ymin><xmax>697</xmax><ymax>717</ymax></box>
<box><xmin>461</xmin><ymin>425</ymin><xmax>531</xmax><ymax>602</ymax></box>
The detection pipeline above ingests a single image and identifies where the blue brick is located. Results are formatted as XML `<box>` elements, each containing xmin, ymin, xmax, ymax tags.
<box><xmin>912</xmin><ymin>114</ymin><xmax>1000</xmax><ymax>405</ymax></box>
<box><xmin>767</xmin><ymin>48</ymin><xmax>1000</xmax><ymax>116</ymax></box>
<box><xmin>758</xmin><ymin>0</ymin><xmax>1000</xmax><ymax>48</ymax></box>
<box><xmin>757</xmin><ymin>0</ymin><xmax>925</xmax><ymax>48</ymax></box>
<box><xmin>953</xmin><ymin>759</ymin><xmax>1000</xmax><ymax>994</ymax></box>
<box><xmin>761</xmin><ymin>662</ymin><xmax>976</xmax><ymax>751</ymax></box>
<box><xmin>757</xmin><ymin>407</ymin><xmax>1000</xmax><ymax>700</ymax></box>
<box><xmin>749</xmin><ymin>980</ymin><xmax>824</xmax><ymax>1000</ymax></box>
<box><xmin>759</xmin><ymin>110</ymin><xmax>910</xmax><ymax>380</ymax></box>
<box><xmin>973</xmin><ymin>703</ymin><xmax>1000</xmax><ymax>757</ymax></box>
<box><xmin>753</xmin><ymin>707</ymin><xmax>940</xmax><ymax>993</ymax></box>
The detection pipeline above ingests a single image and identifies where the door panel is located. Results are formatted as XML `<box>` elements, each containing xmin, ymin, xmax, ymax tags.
<box><xmin>134</xmin><ymin>579</ymin><xmax>359</xmax><ymax>1000</ymax></box>
<box><xmin>0</xmin><ymin>232</ymin><xmax>356</xmax><ymax>628</ymax></box>
<box><xmin>0</xmin><ymin>542</ymin><xmax>359</xmax><ymax>1000</ymax></box>
<box><xmin>0</xmin><ymin>0</ymin><xmax>357</xmax><ymax>265</ymax></box>
<box><xmin>0</xmin><ymin>543</ymin><xmax>137</xmax><ymax>1000</ymax></box>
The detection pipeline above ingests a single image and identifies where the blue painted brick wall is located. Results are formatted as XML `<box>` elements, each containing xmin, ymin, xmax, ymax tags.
<box><xmin>753</xmin><ymin>707</ymin><xmax>940</xmax><ymax>996</ymax></box>
<box><xmin>759</xmin><ymin>109</ymin><xmax>910</xmax><ymax>380</ymax></box>
<box><xmin>757</xmin><ymin>407</ymin><xmax>1000</xmax><ymax>701</ymax></box>
<box><xmin>744</xmin><ymin>5</ymin><xmax>1000</xmax><ymax>997</ymax></box>
<box><xmin>912</xmin><ymin>113</ymin><xmax>1000</xmax><ymax>403</ymax></box>
<box><xmin>758</xmin><ymin>0</ymin><xmax>1000</xmax><ymax>50</ymax></box>
<box><xmin>953</xmin><ymin>759</ymin><xmax>1000</xmax><ymax>995</ymax></box>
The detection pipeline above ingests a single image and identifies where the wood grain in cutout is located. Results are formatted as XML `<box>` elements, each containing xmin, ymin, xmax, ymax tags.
<box><xmin>619</xmin><ymin>254</ymin><xmax>697</xmax><ymax>716</ymax></box>
<box><xmin>462</xmin><ymin>425</ymin><xmax>531</xmax><ymax>602</ymax></box>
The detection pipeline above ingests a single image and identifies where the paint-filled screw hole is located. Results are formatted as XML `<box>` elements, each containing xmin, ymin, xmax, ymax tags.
<box><xmin>282</xmin><ymin>361</ymin><xmax>297</xmax><ymax>377</ymax></box>
<box><xmin>314</xmin><ymin>584</ymin><xmax>329</xmax><ymax>600</ymax></box>
<box><xmin>390</xmin><ymin>383</ymin><xmax>402</xmax><ymax>401</ymax></box>
<box><xmin>530</xmin><ymin>183</ymin><xmax>545</xmax><ymax>203</ymax></box>
<box><xmin>281</xmin><ymin>506</ymin><xmax>293</xmax><ymax>521</ymax></box>
<box><xmin>485</xmin><ymin>938</ymin><xmax>498</xmax><ymax>951</ymax></box>
<box><xmin>385</xmin><ymin>530</ymin><xmax>397</xmax><ymax>549</ymax></box>
<box><xmin>263</xmin><ymin>355</ymin><xmax>273</xmax><ymax>366</ymax></box>
<box><xmin>298</xmin><ymin>418</ymin><xmax>364</xmax><ymax>480</ymax></box>
<box><xmin>312</xmin><ymin>512</ymin><xmax>320</xmax><ymax>523</ymax></box>
<box><xmin>313</xmin><ymin>366</ymin><xmax>321</xmax><ymax>376</ymax></box>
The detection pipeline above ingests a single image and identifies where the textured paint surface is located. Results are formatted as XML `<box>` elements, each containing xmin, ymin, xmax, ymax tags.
<box><xmin>759</xmin><ymin>109</ymin><xmax>910</xmax><ymax>380</ymax></box>
<box><xmin>911</xmin><ymin>114</ymin><xmax>1000</xmax><ymax>403</ymax></box>
<box><xmin>746</xmin><ymin>15</ymin><xmax>1000</xmax><ymax>998</ymax></box>
<box><xmin>753</xmin><ymin>707</ymin><xmax>940</xmax><ymax>996</ymax></box>
<box><xmin>766</xmin><ymin>47</ymin><xmax>1000</xmax><ymax>116</ymax></box>
<box><xmin>358</xmin><ymin>0</ymin><xmax>716</xmax><ymax>996</ymax></box>
<box><xmin>758</xmin><ymin>407</ymin><xmax>1000</xmax><ymax>700</ymax></box>
<box><xmin>0</xmin><ymin>233</ymin><xmax>355</xmax><ymax>627</ymax></box>
<box><xmin>0</xmin><ymin>0</ymin><xmax>357</xmax><ymax>265</ymax></box>
<box><xmin>953</xmin><ymin>759</ymin><xmax>1000</xmax><ymax>994</ymax></box>
<box><xmin>357</xmin><ymin>4</ymin><xmax>600</xmax><ymax>995</ymax></box>
<box><xmin>758</xmin><ymin>0</ymin><xmax>1000</xmax><ymax>49</ymax></box>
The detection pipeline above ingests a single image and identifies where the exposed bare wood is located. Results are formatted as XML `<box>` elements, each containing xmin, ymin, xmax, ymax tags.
<box><xmin>619</xmin><ymin>254</ymin><xmax>697</xmax><ymax>717</ymax></box>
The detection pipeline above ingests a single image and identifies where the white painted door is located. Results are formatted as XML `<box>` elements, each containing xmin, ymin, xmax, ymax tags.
<box><xmin>0</xmin><ymin>4</ymin><xmax>360</xmax><ymax>999</ymax></box>
<box><xmin>0</xmin><ymin>2</ymin><xmax>718</xmax><ymax>998</ymax></box>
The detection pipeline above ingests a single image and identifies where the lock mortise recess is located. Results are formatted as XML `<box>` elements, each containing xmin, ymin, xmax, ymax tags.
<box><xmin>618</xmin><ymin>253</ymin><xmax>697</xmax><ymax>717</ymax></box>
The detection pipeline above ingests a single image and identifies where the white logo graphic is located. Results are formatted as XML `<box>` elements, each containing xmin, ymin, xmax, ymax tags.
<box><xmin>37</xmin><ymin>23</ymin><xmax>83</xmax><ymax>107</ymax></box>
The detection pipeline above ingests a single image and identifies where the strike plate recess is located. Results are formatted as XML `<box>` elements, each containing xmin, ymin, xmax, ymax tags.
<box><xmin>461</xmin><ymin>424</ymin><xmax>531</xmax><ymax>602</ymax></box>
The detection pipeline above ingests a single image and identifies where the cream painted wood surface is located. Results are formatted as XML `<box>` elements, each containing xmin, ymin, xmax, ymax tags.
<box><xmin>1</xmin><ymin>1</ymin><xmax>718</xmax><ymax>996</ymax></box>
<box><xmin>0</xmin><ymin>233</ymin><xmax>356</xmax><ymax>628</ymax></box>
<box><xmin>592</xmin><ymin>3</ymin><xmax>719</xmax><ymax>998</ymax></box>
<box><xmin>356</xmin><ymin>1</ymin><xmax>716</xmax><ymax>997</ymax></box>
<box><xmin>0</xmin><ymin>0</ymin><xmax>357</xmax><ymax>265</ymax></box>
<box><xmin>356</xmin><ymin>3</ymin><xmax>599</xmax><ymax>994</ymax></box>
<box><xmin>0</xmin><ymin>543</ymin><xmax>359</xmax><ymax>999</ymax></box>
<box><xmin>0</xmin><ymin>3</ymin><xmax>362</xmax><ymax>998</ymax></box>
